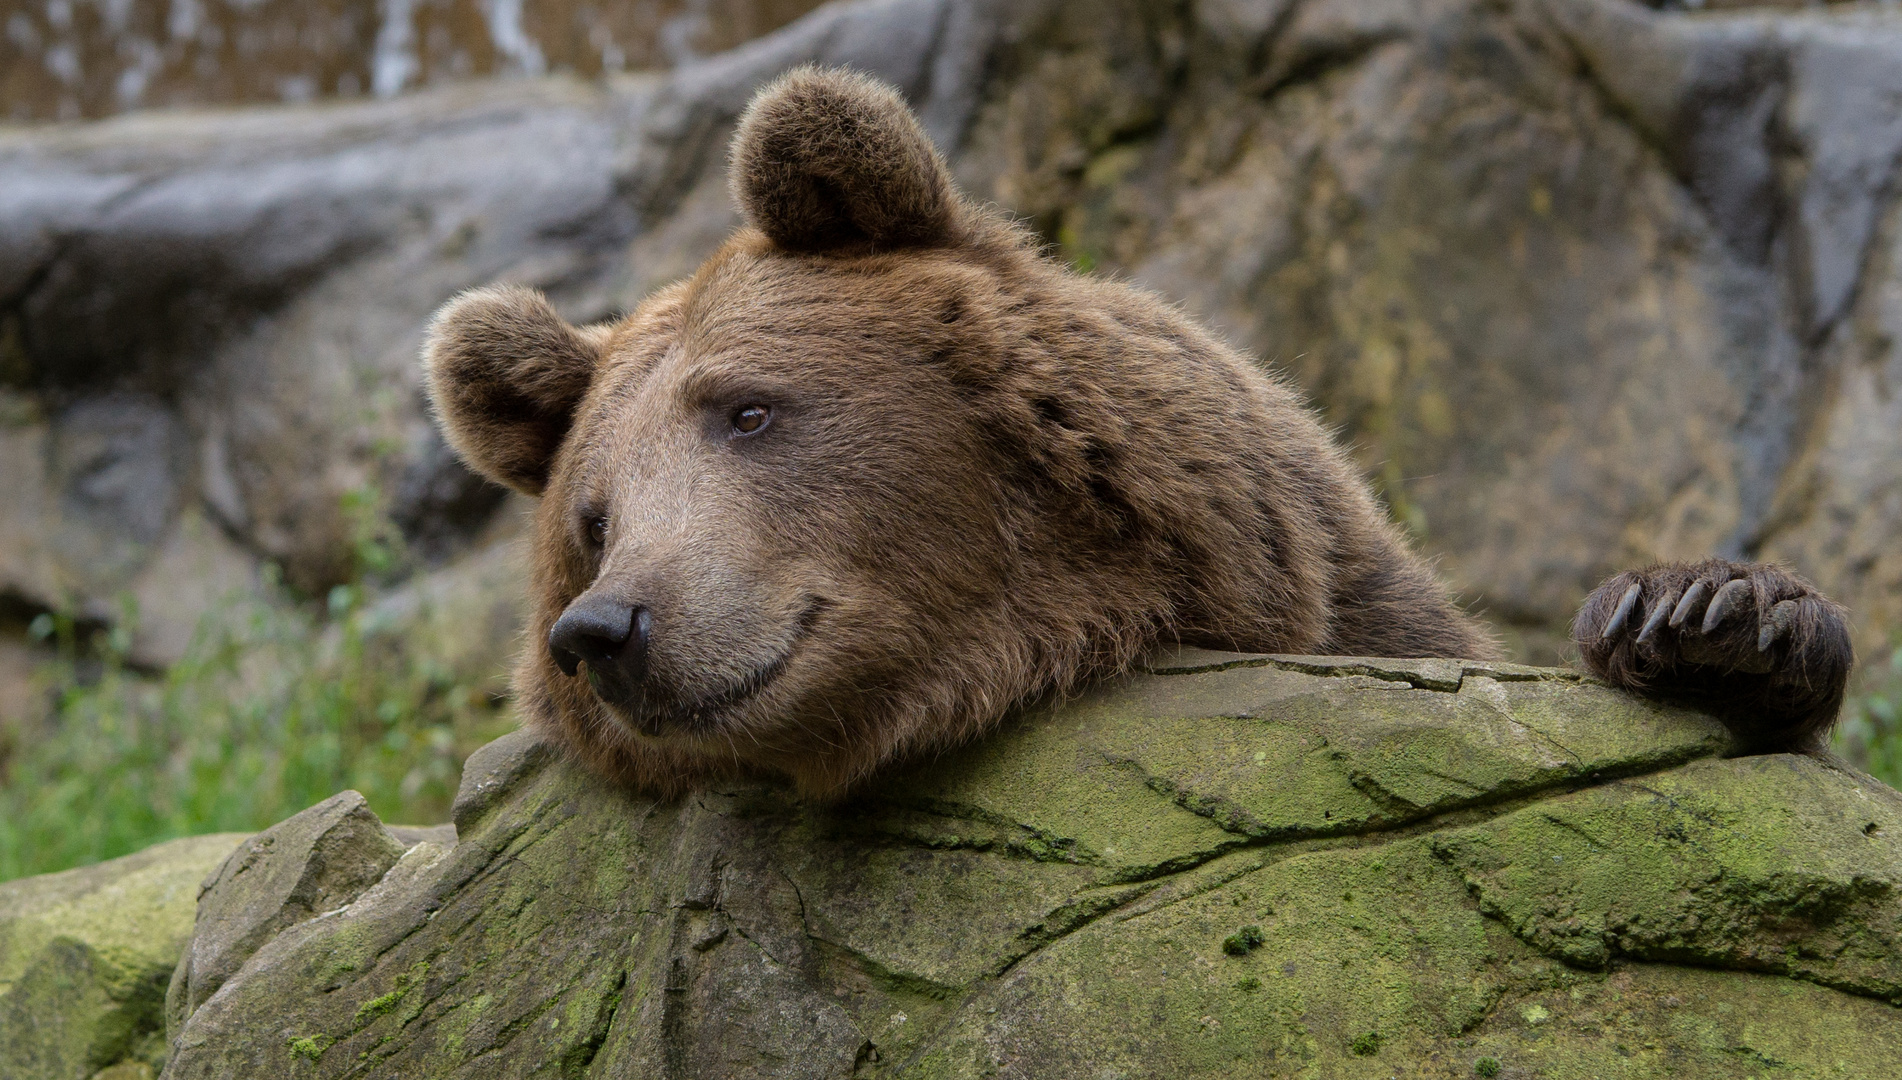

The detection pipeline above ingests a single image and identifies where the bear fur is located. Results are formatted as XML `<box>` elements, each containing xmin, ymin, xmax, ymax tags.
<box><xmin>424</xmin><ymin>67</ymin><xmax>1852</xmax><ymax>798</ymax></box>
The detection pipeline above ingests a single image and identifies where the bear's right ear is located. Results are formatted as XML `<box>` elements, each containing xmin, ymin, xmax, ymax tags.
<box><xmin>730</xmin><ymin>65</ymin><xmax>958</xmax><ymax>251</ymax></box>
<box><xmin>422</xmin><ymin>285</ymin><xmax>605</xmax><ymax>496</ymax></box>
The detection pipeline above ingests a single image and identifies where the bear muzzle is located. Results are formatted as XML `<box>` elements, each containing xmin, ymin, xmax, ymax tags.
<box><xmin>549</xmin><ymin>594</ymin><xmax>653</xmax><ymax>711</ymax></box>
<box><xmin>549</xmin><ymin>588</ymin><xmax>818</xmax><ymax>738</ymax></box>
<box><xmin>549</xmin><ymin>594</ymin><xmax>648</xmax><ymax>675</ymax></box>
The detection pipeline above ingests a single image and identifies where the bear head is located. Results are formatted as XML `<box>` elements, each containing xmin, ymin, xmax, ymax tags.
<box><xmin>423</xmin><ymin>66</ymin><xmax>1414</xmax><ymax>797</ymax></box>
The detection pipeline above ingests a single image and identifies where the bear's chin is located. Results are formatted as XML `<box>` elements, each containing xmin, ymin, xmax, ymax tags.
<box><xmin>583</xmin><ymin>652</ymin><xmax>794</xmax><ymax>741</ymax></box>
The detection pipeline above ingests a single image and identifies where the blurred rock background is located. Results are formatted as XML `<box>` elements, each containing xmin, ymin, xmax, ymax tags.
<box><xmin>2</xmin><ymin>0</ymin><xmax>1900</xmax><ymax>876</ymax></box>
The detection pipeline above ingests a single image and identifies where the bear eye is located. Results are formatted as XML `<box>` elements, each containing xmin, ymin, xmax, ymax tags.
<box><xmin>587</xmin><ymin>517</ymin><xmax>609</xmax><ymax>546</ymax></box>
<box><xmin>731</xmin><ymin>404</ymin><xmax>771</xmax><ymax>436</ymax></box>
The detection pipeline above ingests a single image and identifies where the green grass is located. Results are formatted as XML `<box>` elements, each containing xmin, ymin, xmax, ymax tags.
<box><xmin>0</xmin><ymin>577</ymin><xmax>514</xmax><ymax>883</ymax></box>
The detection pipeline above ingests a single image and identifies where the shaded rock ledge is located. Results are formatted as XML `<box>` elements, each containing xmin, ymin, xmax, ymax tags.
<box><xmin>9</xmin><ymin>652</ymin><xmax>1902</xmax><ymax>1078</ymax></box>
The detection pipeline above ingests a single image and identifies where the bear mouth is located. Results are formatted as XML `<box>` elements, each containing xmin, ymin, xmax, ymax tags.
<box><xmin>588</xmin><ymin>599</ymin><xmax>824</xmax><ymax>738</ymax></box>
<box><xmin>633</xmin><ymin>651</ymin><xmax>793</xmax><ymax>737</ymax></box>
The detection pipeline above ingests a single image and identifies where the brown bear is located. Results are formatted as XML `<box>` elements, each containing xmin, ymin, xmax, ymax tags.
<box><xmin>423</xmin><ymin>66</ymin><xmax>1854</xmax><ymax>798</ymax></box>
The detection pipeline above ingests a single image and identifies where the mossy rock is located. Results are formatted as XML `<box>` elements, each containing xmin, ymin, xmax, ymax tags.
<box><xmin>0</xmin><ymin>833</ymin><xmax>248</xmax><ymax>1080</ymax></box>
<box><xmin>20</xmin><ymin>654</ymin><xmax>1902</xmax><ymax>1078</ymax></box>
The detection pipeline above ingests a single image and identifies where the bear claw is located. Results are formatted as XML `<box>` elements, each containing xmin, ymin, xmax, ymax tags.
<box><xmin>1668</xmin><ymin>581</ymin><xmax>1708</xmax><ymax>629</ymax></box>
<box><xmin>1636</xmin><ymin>588</ymin><xmax>1677</xmax><ymax>645</ymax></box>
<box><xmin>1701</xmin><ymin>579</ymin><xmax>1752</xmax><ymax>635</ymax></box>
<box><xmin>1758</xmin><ymin>599</ymin><xmax>1799</xmax><ymax>653</ymax></box>
<box><xmin>1572</xmin><ymin>558</ymin><xmax>1852</xmax><ymax>753</ymax></box>
<box><xmin>1601</xmin><ymin>583</ymin><xmax>1642</xmax><ymax>641</ymax></box>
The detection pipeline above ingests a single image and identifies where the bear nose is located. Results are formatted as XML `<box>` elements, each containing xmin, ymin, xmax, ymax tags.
<box><xmin>548</xmin><ymin>595</ymin><xmax>650</xmax><ymax>681</ymax></box>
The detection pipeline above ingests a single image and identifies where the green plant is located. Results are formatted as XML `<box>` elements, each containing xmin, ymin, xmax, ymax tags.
<box><xmin>1350</xmin><ymin>1030</ymin><xmax>1382</xmax><ymax>1056</ymax></box>
<box><xmin>1836</xmin><ymin>642</ymin><xmax>1902</xmax><ymax>788</ymax></box>
<box><xmin>0</xmin><ymin>573</ymin><xmax>513</xmax><ymax>882</ymax></box>
<box><xmin>1475</xmin><ymin>1057</ymin><xmax>1500</xmax><ymax>1077</ymax></box>
<box><xmin>340</xmin><ymin>479</ymin><xmax>407</xmax><ymax>583</ymax></box>
<box><xmin>1222</xmin><ymin>924</ymin><xmax>1265</xmax><ymax>956</ymax></box>
<box><xmin>287</xmin><ymin>1034</ymin><xmax>331</xmax><ymax>1062</ymax></box>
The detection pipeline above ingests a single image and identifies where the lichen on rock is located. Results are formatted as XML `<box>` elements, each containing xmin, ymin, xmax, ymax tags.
<box><xmin>1432</xmin><ymin>754</ymin><xmax>1902</xmax><ymax>997</ymax></box>
<box><xmin>164</xmin><ymin>791</ymin><xmax>411</xmax><ymax>1037</ymax></box>
<box><xmin>0</xmin><ymin>833</ymin><xmax>248</xmax><ymax>1080</ymax></box>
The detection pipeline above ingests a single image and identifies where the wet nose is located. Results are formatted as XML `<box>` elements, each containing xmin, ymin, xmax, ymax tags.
<box><xmin>548</xmin><ymin>595</ymin><xmax>650</xmax><ymax>681</ymax></box>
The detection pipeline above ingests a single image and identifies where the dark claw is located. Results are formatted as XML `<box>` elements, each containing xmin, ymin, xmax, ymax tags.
<box><xmin>1758</xmin><ymin>599</ymin><xmax>1798</xmax><ymax>652</ymax></box>
<box><xmin>1669</xmin><ymin>581</ymin><xmax>1708</xmax><ymax>629</ymax></box>
<box><xmin>1601</xmin><ymin>583</ymin><xmax>1642</xmax><ymax>641</ymax></box>
<box><xmin>1701</xmin><ymin>579</ymin><xmax>1752</xmax><ymax>634</ymax></box>
<box><xmin>1637</xmin><ymin>588</ymin><xmax>1677</xmax><ymax>644</ymax></box>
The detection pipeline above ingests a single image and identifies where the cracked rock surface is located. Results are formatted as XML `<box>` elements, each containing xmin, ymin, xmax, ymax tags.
<box><xmin>164</xmin><ymin>791</ymin><xmax>409</xmax><ymax>1032</ymax></box>
<box><xmin>120</xmin><ymin>655</ymin><xmax>1902</xmax><ymax>1078</ymax></box>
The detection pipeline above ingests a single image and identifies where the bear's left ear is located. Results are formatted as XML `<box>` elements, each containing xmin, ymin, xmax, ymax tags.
<box><xmin>730</xmin><ymin>65</ymin><xmax>959</xmax><ymax>252</ymax></box>
<box><xmin>422</xmin><ymin>285</ymin><xmax>606</xmax><ymax>496</ymax></box>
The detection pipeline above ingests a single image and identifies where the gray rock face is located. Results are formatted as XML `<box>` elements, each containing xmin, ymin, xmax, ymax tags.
<box><xmin>4</xmin><ymin>0</ymin><xmax>1900</xmax><ymax>680</ymax></box>
<box><xmin>163</xmin><ymin>791</ymin><xmax>408</xmax><ymax>1033</ymax></box>
<box><xmin>2</xmin><ymin>74</ymin><xmax>643</xmax><ymax>609</ymax></box>
<box><xmin>995</xmin><ymin>0</ymin><xmax>1902</xmax><ymax>656</ymax></box>
<box><xmin>137</xmin><ymin>655</ymin><xmax>1902</xmax><ymax>1078</ymax></box>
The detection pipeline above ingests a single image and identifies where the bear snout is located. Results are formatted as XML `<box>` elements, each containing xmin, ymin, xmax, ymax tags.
<box><xmin>548</xmin><ymin>593</ymin><xmax>650</xmax><ymax>690</ymax></box>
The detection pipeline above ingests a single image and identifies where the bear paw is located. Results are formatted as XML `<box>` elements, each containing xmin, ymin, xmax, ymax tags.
<box><xmin>1572</xmin><ymin>559</ymin><xmax>1853</xmax><ymax>753</ymax></box>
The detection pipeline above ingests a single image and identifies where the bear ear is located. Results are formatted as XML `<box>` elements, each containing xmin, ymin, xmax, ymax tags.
<box><xmin>422</xmin><ymin>285</ymin><xmax>605</xmax><ymax>496</ymax></box>
<box><xmin>730</xmin><ymin>65</ymin><xmax>959</xmax><ymax>252</ymax></box>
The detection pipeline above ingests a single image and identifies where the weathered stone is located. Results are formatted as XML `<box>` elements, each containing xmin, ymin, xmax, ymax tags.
<box><xmin>868</xmin><ymin>656</ymin><xmax>1728</xmax><ymax>880</ymax></box>
<box><xmin>1037</xmin><ymin>0</ymin><xmax>1902</xmax><ymax>660</ymax></box>
<box><xmin>1761</xmin><ymin>157</ymin><xmax>1902</xmax><ymax>661</ymax></box>
<box><xmin>0</xmin><ymin>833</ymin><xmax>247</xmax><ymax>1080</ymax></box>
<box><xmin>87</xmin><ymin>656</ymin><xmax>1894</xmax><ymax>1078</ymax></box>
<box><xmin>1433</xmin><ymin>754</ymin><xmax>1902</xmax><ymax>998</ymax></box>
<box><xmin>164</xmin><ymin>791</ymin><xmax>406</xmax><ymax>1038</ymax></box>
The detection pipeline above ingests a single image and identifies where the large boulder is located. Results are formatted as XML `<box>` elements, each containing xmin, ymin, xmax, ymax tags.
<box><xmin>957</xmin><ymin>0</ymin><xmax>1902</xmax><ymax>662</ymax></box>
<box><xmin>0</xmin><ymin>804</ymin><xmax>458</xmax><ymax>1080</ymax></box>
<box><xmin>0</xmin><ymin>833</ymin><xmax>248</xmax><ymax>1080</ymax></box>
<box><xmin>119</xmin><ymin>653</ymin><xmax>1902</xmax><ymax>1078</ymax></box>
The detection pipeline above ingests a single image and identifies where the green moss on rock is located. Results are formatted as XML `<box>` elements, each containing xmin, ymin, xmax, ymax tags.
<box><xmin>0</xmin><ymin>833</ymin><xmax>247</xmax><ymax>1080</ymax></box>
<box><xmin>1432</xmin><ymin>754</ymin><xmax>1902</xmax><ymax>997</ymax></box>
<box><xmin>9</xmin><ymin>655</ymin><xmax>1902</xmax><ymax>1078</ymax></box>
<box><xmin>286</xmin><ymin>1034</ymin><xmax>330</xmax><ymax>1062</ymax></box>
